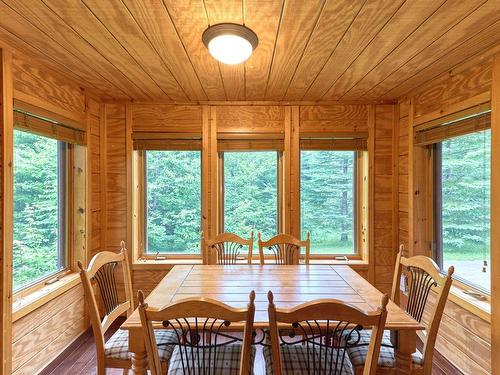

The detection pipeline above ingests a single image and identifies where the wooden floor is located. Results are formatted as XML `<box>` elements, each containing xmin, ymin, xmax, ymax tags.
<box><xmin>40</xmin><ymin>321</ymin><xmax>459</xmax><ymax>375</ymax></box>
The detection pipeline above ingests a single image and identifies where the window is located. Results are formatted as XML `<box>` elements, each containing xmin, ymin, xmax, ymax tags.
<box><xmin>221</xmin><ymin>151</ymin><xmax>279</xmax><ymax>239</ymax></box>
<box><xmin>301</xmin><ymin>151</ymin><xmax>356</xmax><ymax>254</ymax></box>
<box><xmin>434</xmin><ymin>129</ymin><xmax>490</xmax><ymax>293</ymax></box>
<box><xmin>144</xmin><ymin>150</ymin><xmax>201</xmax><ymax>254</ymax></box>
<box><xmin>13</xmin><ymin>130</ymin><xmax>67</xmax><ymax>291</ymax></box>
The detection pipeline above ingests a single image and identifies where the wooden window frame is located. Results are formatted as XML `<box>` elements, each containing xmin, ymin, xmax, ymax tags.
<box><xmin>298</xmin><ymin>150</ymin><xmax>365</xmax><ymax>260</ymax></box>
<box><xmin>430</xmin><ymin>134</ymin><xmax>491</xmax><ymax>297</ymax></box>
<box><xmin>139</xmin><ymin>149</ymin><xmax>203</xmax><ymax>259</ymax></box>
<box><xmin>12</xmin><ymin>136</ymin><xmax>75</xmax><ymax>299</ymax></box>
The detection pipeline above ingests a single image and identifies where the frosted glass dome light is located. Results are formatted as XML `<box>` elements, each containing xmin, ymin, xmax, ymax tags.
<box><xmin>203</xmin><ymin>24</ymin><xmax>258</xmax><ymax>65</ymax></box>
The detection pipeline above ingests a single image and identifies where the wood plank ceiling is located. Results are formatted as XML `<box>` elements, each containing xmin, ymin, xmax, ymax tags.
<box><xmin>0</xmin><ymin>0</ymin><xmax>499</xmax><ymax>102</ymax></box>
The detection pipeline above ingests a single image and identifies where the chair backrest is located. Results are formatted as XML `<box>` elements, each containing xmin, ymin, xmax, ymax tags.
<box><xmin>78</xmin><ymin>241</ymin><xmax>134</xmax><ymax>363</ymax></box>
<box><xmin>390</xmin><ymin>245</ymin><xmax>454</xmax><ymax>374</ymax></box>
<box><xmin>202</xmin><ymin>231</ymin><xmax>254</xmax><ymax>265</ymax></box>
<box><xmin>267</xmin><ymin>291</ymin><xmax>388</xmax><ymax>375</ymax></box>
<box><xmin>258</xmin><ymin>233</ymin><xmax>310</xmax><ymax>265</ymax></box>
<box><xmin>138</xmin><ymin>291</ymin><xmax>256</xmax><ymax>375</ymax></box>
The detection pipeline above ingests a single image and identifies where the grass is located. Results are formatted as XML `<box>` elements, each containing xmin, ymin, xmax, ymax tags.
<box><xmin>309</xmin><ymin>240</ymin><xmax>354</xmax><ymax>255</ymax></box>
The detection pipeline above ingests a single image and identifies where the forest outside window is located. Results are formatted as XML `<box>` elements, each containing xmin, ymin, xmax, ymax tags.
<box><xmin>433</xmin><ymin>129</ymin><xmax>491</xmax><ymax>293</ymax></box>
<box><xmin>144</xmin><ymin>150</ymin><xmax>202</xmax><ymax>255</ymax></box>
<box><xmin>13</xmin><ymin>129</ymin><xmax>67</xmax><ymax>291</ymax></box>
<box><xmin>300</xmin><ymin>151</ymin><xmax>357</xmax><ymax>255</ymax></box>
<box><xmin>220</xmin><ymin>151</ymin><xmax>280</xmax><ymax>239</ymax></box>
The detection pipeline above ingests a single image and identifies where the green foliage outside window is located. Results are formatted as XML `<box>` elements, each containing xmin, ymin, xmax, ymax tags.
<box><xmin>13</xmin><ymin>130</ymin><xmax>62</xmax><ymax>291</ymax></box>
<box><xmin>145</xmin><ymin>151</ymin><xmax>201</xmax><ymax>253</ymax></box>
<box><xmin>440</xmin><ymin>130</ymin><xmax>490</xmax><ymax>291</ymax></box>
<box><xmin>301</xmin><ymin>151</ymin><xmax>355</xmax><ymax>254</ymax></box>
<box><xmin>223</xmin><ymin>151</ymin><xmax>278</xmax><ymax>240</ymax></box>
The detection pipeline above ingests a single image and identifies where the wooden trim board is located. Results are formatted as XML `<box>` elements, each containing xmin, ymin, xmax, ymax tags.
<box><xmin>491</xmin><ymin>52</ymin><xmax>500</xmax><ymax>375</ymax></box>
<box><xmin>0</xmin><ymin>47</ymin><xmax>13</xmax><ymax>375</ymax></box>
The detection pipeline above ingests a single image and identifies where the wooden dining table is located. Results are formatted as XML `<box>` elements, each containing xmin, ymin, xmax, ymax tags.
<box><xmin>122</xmin><ymin>264</ymin><xmax>424</xmax><ymax>374</ymax></box>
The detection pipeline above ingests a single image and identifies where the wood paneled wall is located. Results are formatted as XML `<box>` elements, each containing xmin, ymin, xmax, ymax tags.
<box><xmin>396</xmin><ymin>46</ymin><xmax>497</xmax><ymax>375</ymax></box>
<box><xmin>87</xmin><ymin>97</ymin><xmax>103</xmax><ymax>259</ymax></box>
<box><xmin>371</xmin><ymin>105</ymin><xmax>396</xmax><ymax>293</ymax></box>
<box><xmin>12</xmin><ymin>285</ymin><xmax>86</xmax><ymax>375</ymax></box>
<box><xmin>103</xmin><ymin>103</ymin><xmax>394</xmax><ymax>295</ymax></box>
<box><xmin>8</xmin><ymin>52</ymin><xmax>91</xmax><ymax>375</ymax></box>
<box><xmin>104</xmin><ymin>104</ymin><xmax>128</xmax><ymax>252</ymax></box>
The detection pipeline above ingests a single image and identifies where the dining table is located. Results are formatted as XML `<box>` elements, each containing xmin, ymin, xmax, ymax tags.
<box><xmin>121</xmin><ymin>264</ymin><xmax>424</xmax><ymax>374</ymax></box>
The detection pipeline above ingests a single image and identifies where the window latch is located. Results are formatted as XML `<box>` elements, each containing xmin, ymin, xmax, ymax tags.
<box><xmin>463</xmin><ymin>290</ymin><xmax>487</xmax><ymax>301</ymax></box>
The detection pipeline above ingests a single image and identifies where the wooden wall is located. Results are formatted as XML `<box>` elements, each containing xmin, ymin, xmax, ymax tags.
<box><xmin>100</xmin><ymin>102</ymin><xmax>394</xmax><ymax>296</ymax></box>
<box><xmin>87</xmin><ymin>97</ymin><xmax>104</xmax><ymax>259</ymax></box>
<box><xmin>396</xmin><ymin>46</ymin><xmax>497</xmax><ymax>375</ymax></box>
<box><xmin>8</xmin><ymin>52</ymin><xmax>94</xmax><ymax>375</ymax></box>
<box><xmin>104</xmin><ymin>104</ymin><xmax>128</xmax><ymax>252</ymax></box>
<box><xmin>371</xmin><ymin>105</ymin><xmax>396</xmax><ymax>293</ymax></box>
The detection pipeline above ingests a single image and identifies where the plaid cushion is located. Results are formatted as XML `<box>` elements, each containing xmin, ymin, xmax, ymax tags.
<box><xmin>263</xmin><ymin>345</ymin><xmax>354</xmax><ymax>375</ymax></box>
<box><xmin>168</xmin><ymin>344</ymin><xmax>255</xmax><ymax>375</ymax></box>
<box><xmin>346</xmin><ymin>330</ymin><xmax>423</xmax><ymax>368</ymax></box>
<box><xmin>104</xmin><ymin>329</ymin><xmax>177</xmax><ymax>361</ymax></box>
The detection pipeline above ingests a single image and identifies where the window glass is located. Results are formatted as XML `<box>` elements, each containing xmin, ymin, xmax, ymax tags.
<box><xmin>301</xmin><ymin>151</ymin><xmax>355</xmax><ymax>254</ymax></box>
<box><xmin>222</xmin><ymin>151</ymin><xmax>278</xmax><ymax>239</ymax></box>
<box><xmin>13</xmin><ymin>130</ymin><xmax>65</xmax><ymax>291</ymax></box>
<box><xmin>145</xmin><ymin>151</ymin><xmax>201</xmax><ymax>254</ymax></box>
<box><xmin>438</xmin><ymin>130</ymin><xmax>490</xmax><ymax>292</ymax></box>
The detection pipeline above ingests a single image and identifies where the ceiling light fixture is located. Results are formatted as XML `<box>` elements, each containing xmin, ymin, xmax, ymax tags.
<box><xmin>202</xmin><ymin>23</ymin><xmax>258</xmax><ymax>65</ymax></box>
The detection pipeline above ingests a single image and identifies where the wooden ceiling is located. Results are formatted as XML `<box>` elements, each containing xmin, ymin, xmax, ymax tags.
<box><xmin>0</xmin><ymin>0</ymin><xmax>499</xmax><ymax>103</ymax></box>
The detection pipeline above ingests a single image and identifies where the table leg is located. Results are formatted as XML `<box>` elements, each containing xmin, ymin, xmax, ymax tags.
<box><xmin>131</xmin><ymin>352</ymin><xmax>148</xmax><ymax>375</ymax></box>
<box><xmin>128</xmin><ymin>328</ymin><xmax>148</xmax><ymax>375</ymax></box>
<box><xmin>395</xmin><ymin>330</ymin><xmax>416</xmax><ymax>375</ymax></box>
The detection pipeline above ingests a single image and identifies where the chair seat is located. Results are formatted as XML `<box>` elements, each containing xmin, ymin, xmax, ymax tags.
<box><xmin>104</xmin><ymin>329</ymin><xmax>177</xmax><ymax>361</ymax></box>
<box><xmin>346</xmin><ymin>330</ymin><xmax>423</xmax><ymax>368</ymax></box>
<box><xmin>167</xmin><ymin>343</ymin><xmax>255</xmax><ymax>375</ymax></box>
<box><xmin>263</xmin><ymin>345</ymin><xmax>354</xmax><ymax>375</ymax></box>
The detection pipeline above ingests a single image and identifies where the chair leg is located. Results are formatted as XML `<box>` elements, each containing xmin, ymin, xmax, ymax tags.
<box><xmin>122</xmin><ymin>369</ymin><xmax>129</xmax><ymax>375</ymax></box>
<box><xmin>97</xmin><ymin>362</ymin><xmax>106</xmax><ymax>375</ymax></box>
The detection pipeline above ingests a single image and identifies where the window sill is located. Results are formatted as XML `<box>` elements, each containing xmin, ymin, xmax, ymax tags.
<box><xmin>132</xmin><ymin>258</ymin><xmax>369</xmax><ymax>271</ymax></box>
<box><xmin>308</xmin><ymin>259</ymin><xmax>368</xmax><ymax>266</ymax></box>
<box><xmin>12</xmin><ymin>272</ymin><xmax>81</xmax><ymax>322</ymax></box>
<box><xmin>133</xmin><ymin>258</ymin><xmax>203</xmax><ymax>270</ymax></box>
<box><xmin>448</xmin><ymin>283</ymin><xmax>490</xmax><ymax>323</ymax></box>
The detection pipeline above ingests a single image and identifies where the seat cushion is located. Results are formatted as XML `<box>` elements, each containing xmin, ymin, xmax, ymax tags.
<box><xmin>168</xmin><ymin>343</ymin><xmax>255</xmax><ymax>375</ymax></box>
<box><xmin>104</xmin><ymin>329</ymin><xmax>177</xmax><ymax>361</ymax></box>
<box><xmin>263</xmin><ymin>345</ymin><xmax>354</xmax><ymax>375</ymax></box>
<box><xmin>346</xmin><ymin>330</ymin><xmax>423</xmax><ymax>368</ymax></box>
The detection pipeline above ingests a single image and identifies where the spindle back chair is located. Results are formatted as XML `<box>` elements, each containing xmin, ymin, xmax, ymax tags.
<box><xmin>258</xmin><ymin>233</ymin><xmax>310</xmax><ymax>265</ymax></box>
<box><xmin>78</xmin><ymin>241</ymin><xmax>134</xmax><ymax>374</ymax></box>
<box><xmin>266</xmin><ymin>291</ymin><xmax>389</xmax><ymax>375</ymax></box>
<box><xmin>347</xmin><ymin>245</ymin><xmax>454</xmax><ymax>375</ymax></box>
<box><xmin>138</xmin><ymin>291</ymin><xmax>256</xmax><ymax>375</ymax></box>
<box><xmin>389</xmin><ymin>247</ymin><xmax>454</xmax><ymax>374</ymax></box>
<box><xmin>202</xmin><ymin>231</ymin><xmax>254</xmax><ymax>265</ymax></box>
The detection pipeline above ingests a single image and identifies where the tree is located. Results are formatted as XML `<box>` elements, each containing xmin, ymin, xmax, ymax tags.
<box><xmin>13</xmin><ymin>130</ymin><xmax>60</xmax><ymax>290</ymax></box>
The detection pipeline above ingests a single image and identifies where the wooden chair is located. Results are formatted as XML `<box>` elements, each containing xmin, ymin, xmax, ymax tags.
<box><xmin>346</xmin><ymin>245</ymin><xmax>454</xmax><ymax>375</ymax></box>
<box><xmin>78</xmin><ymin>242</ymin><xmax>175</xmax><ymax>375</ymax></box>
<box><xmin>202</xmin><ymin>231</ymin><xmax>254</xmax><ymax>265</ymax></box>
<box><xmin>258</xmin><ymin>232</ymin><xmax>310</xmax><ymax>265</ymax></box>
<box><xmin>265</xmin><ymin>291</ymin><xmax>389</xmax><ymax>375</ymax></box>
<box><xmin>138</xmin><ymin>290</ymin><xmax>256</xmax><ymax>375</ymax></box>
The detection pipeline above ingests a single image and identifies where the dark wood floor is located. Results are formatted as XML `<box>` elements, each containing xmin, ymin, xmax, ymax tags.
<box><xmin>41</xmin><ymin>323</ymin><xmax>460</xmax><ymax>375</ymax></box>
<box><xmin>39</xmin><ymin>320</ymin><xmax>125</xmax><ymax>375</ymax></box>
